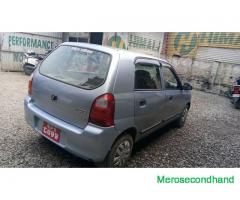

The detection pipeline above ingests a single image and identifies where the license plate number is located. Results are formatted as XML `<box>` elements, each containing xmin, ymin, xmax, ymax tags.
<box><xmin>42</xmin><ymin>122</ymin><xmax>61</xmax><ymax>143</ymax></box>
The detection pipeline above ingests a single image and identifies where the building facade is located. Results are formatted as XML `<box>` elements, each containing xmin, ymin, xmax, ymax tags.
<box><xmin>161</xmin><ymin>32</ymin><xmax>240</xmax><ymax>94</ymax></box>
<box><xmin>0</xmin><ymin>32</ymin><xmax>164</xmax><ymax>72</ymax></box>
<box><xmin>1</xmin><ymin>32</ymin><xmax>239</xmax><ymax>95</ymax></box>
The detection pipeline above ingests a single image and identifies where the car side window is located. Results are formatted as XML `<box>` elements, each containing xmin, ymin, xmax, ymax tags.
<box><xmin>135</xmin><ymin>62</ymin><xmax>161</xmax><ymax>90</ymax></box>
<box><xmin>162</xmin><ymin>64</ymin><xmax>180</xmax><ymax>90</ymax></box>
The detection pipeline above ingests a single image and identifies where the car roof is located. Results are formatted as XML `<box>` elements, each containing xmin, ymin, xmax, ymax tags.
<box><xmin>60</xmin><ymin>42</ymin><xmax>169</xmax><ymax>63</ymax></box>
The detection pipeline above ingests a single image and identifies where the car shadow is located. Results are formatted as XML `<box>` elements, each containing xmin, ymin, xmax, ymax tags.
<box><xmin>33</xmin><ymin>122</ymin><xmax>177</xmax><ymax>168</ymax></box>
<box><xmin>131</xmin><ymin>122</ymin><xmax>177</xmax><ymax>155</ymax></box>
<box><xmin>36</xmin><ymin>136</ymin><xmax>95</xmax><ymax>168</ymax></box>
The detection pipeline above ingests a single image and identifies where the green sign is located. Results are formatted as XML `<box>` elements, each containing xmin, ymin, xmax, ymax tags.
<box><xmin>9</xmin><ymin>35</ymin><xmax>55</xmax><ymax>50</ymax></box>
<box><xmin>128</xmin><ymin>34</ymin><xmax>160</xmax><ymax>51</ymax></box>
<box><xmin>13</xmin><ymin>52</ymin><xmax>25</xmax><ymax>62</ymax></box>
<box><xmin>174</xmin><ymin>32</ymin><xmax>197</xmax><ymax>56</ymax></box>
<box><xmin>169</xmin><ymin>32</ymin><xmax>240</xmax><ymax>57</ymax></box>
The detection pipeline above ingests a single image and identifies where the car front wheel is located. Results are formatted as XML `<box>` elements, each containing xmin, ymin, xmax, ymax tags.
<box><xmin>235</xmin><ymin>102</ymin><xmax>240</xmax><ymax>109</ymax></box>
<box><xmin>176</xmin><ymin>106</ymin><xmax>189</xmax><ymax>128</ymax></box>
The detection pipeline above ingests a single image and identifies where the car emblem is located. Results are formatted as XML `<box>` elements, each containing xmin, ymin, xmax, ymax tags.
<box><xmin>51</xmin><ymin>95</ymin><xmax>58</xmax><ymax>101</ymax></box>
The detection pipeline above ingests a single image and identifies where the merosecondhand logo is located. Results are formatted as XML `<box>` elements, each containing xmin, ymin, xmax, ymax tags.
<box><xmin>157</xmin><ymin>175</ymin><xmax>234</xmax><ymax>184</ymax></box>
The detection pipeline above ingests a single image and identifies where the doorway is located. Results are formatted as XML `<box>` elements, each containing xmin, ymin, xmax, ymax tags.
<box><xmin>90</xmin><ymin>32</ymin><xmax>103</xmax><ymax>45</ymax></box>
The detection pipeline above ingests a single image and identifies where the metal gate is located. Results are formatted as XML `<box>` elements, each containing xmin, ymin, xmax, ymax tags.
<box><xmin>195</xmin><ymin>47</ymin><xmax>240</xmax><ymax>64</ymax></box>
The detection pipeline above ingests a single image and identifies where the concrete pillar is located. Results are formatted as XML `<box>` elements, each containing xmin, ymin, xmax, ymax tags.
<box><xmin>62</xmin><ymin>33</ymin><xmax>69</xmax><ymax>42</ymax></box>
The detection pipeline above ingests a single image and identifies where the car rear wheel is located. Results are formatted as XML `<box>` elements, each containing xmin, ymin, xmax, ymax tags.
<box><xmin>105</xmin><ymin>134</ymin><xmax>133</xmax><ymax>168</ymax></box>
<box><xmin>175</xmin><ymin>106</ymin><xmax>189</xmax><ymax>128</ymax></box>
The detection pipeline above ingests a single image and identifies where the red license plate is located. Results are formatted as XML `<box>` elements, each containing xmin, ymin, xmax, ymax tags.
<box><xmin>42</xmin><ymin>121</ymin><xmax>61</xmax><ymax>143</ymax></box>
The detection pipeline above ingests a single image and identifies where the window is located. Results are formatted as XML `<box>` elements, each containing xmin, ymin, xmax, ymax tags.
<box><xmin>162</xmin><ymin>64</ymin><xmax>180</xmax><ymax>90</ymax></box>
<box><xmin>135</xmin><ymin>62</ymin><xmax>161</xmax><ymax>90</ymax></box>
<box><xmin>78</xmin><ymin>37</ymin><xmax>88</xmax><ymax>43</ymax></box>
<box><xmin>69</xmin><ymin>37</ymin><xmax>88</xmax><ymax>43</ymax></box>
<box><xmin>69</xmin><ymin>37</ymin><xmax>78</xmax><ymax>42</ymax></box>
<box><xmin>40</xmin><ymin>46</ymin><xmax>112</xmax><ymax>90</ymax></box>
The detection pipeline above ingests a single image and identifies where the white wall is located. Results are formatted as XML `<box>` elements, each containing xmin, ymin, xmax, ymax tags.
<box><xmin>0</xmin><ymin>32</ymin><xmax>63</xmax><ymax>71</ymax></box>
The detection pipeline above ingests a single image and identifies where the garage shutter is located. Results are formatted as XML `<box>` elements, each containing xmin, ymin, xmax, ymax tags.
<box><xmin>195</xmin><ymin>47</ymin><xmax>240</xmax><ymax>64</ymax></box>
<box><xmin>128</xmin><ymin>32</ymin><xmax>163</xmax><ymax>57</ymax></box>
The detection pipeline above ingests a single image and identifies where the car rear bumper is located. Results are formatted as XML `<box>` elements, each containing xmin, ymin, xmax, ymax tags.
<box><xmin>24</xmin><ymin>96</ymin><xmax>118</xmax><ymax>162</ymax></box>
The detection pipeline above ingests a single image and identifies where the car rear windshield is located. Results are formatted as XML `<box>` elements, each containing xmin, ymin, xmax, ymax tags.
<box><xmin>39</xmin><ymin>45</ymin><xmax>112</xmax><ymax>89</ymax></box>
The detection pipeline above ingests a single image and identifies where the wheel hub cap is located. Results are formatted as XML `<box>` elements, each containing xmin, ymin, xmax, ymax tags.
<box><xmin>113</xmin><ymin>140</ymin><xmax>131</xmax><ymax>167</ymax></box>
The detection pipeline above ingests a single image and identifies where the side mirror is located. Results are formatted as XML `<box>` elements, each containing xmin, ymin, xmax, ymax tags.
<box><xmin>182</xmin><ymin>82</ymin><xmax>192</xmax><ymax>90</ymax></box>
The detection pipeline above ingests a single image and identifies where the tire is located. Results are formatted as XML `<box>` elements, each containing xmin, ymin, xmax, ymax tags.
<box><xmin>104</xmin><ymin>134</ymin><xmax>133</xmax><ymax>168</ymax></box>
<box><xmin>235</xmin><ymin>103</ymin><xmax>240</xmax><ymax>109</ymax></box>
<box><xmin>175</xmin><ymin>105</ymin><xmax>189</xmax><ymax>128</ymax></box>
<box><xmin>23</xmin><ymin>65</ymin><xmax>34</xmax><ymax>75</ymax></box>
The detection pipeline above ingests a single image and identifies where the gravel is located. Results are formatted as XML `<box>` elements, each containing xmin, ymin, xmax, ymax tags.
<box><xmin>0</xmin><ymin>72</ymin><xmax>239</xmax><ymax>167</ymax></box>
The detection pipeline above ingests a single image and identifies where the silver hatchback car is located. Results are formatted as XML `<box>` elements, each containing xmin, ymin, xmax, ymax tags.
<box><xmin>24</xmin><ymin>42</ymin><xmax>192</xmax><ymax>167</ymax></box>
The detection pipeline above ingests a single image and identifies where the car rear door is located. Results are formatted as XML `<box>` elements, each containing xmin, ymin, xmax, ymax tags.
<box><xmin>134</xmin><ymin>58</ymin><xmax>165</xmax><ymax>133</ymax></box>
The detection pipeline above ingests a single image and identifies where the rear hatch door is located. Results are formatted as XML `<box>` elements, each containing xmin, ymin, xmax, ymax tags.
<box><xmin>31</xmin><ymin>45</ymin><xmax>113</xmax><ymax>129</ymax></box>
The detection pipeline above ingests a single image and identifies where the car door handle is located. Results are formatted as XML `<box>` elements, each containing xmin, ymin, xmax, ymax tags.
<box><xmin>139</xmin><ymin>100</ymin><xmax>146</xmax><ymax>107</ymax></box>
<box><xmin>169</xmin><ymin>96</ymin><xmax>173</xmax><ymax>100</ymax></box>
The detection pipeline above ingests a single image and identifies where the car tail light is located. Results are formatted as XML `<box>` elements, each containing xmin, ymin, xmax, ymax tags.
<box><xmin>232</xmin><ymin>86</ymin><xmax>240</xmax><ymax>94</ymax></box>
<box><xmin>89</xmin><ymin>93</ymin><xmax>115</xmax><ymax>127</ymax></box>
<box><xmin>28</xmin><ymin>74</ymin><xmax>33</xmax><ymax>95</ymax></box>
